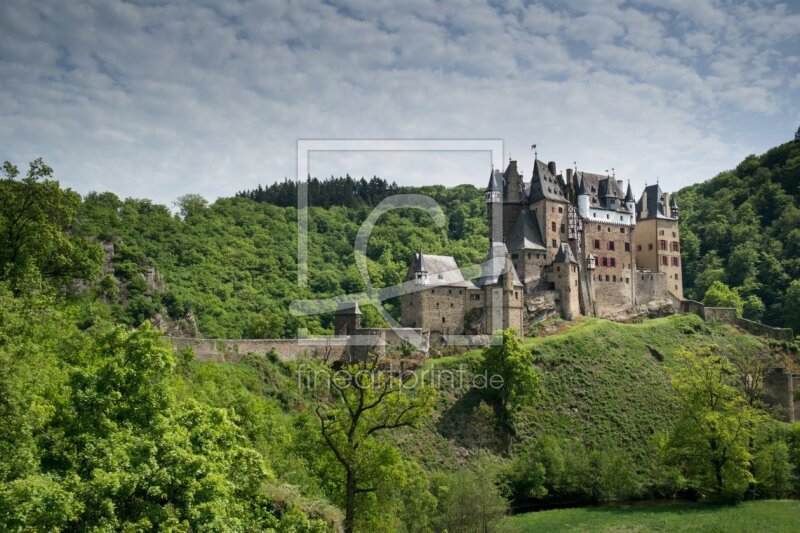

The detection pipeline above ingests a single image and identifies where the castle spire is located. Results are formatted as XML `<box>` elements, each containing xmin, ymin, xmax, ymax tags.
<box><xmin>625</xmin><ymin>180</ymin><xmax>634</xmax><ymax>202</ymax></box>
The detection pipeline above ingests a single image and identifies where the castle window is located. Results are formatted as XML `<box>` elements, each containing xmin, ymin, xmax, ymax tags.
<box><xmin>558</xmin><ymin>207</ymin><xmax>563</xmax><ymax>213</ymax></box>
<box><xmin>448</xmin><ymin>289</ymin><xmax>452</xmax><ymax>294</ymax></box>
<box><xmin>673</xmin><ymin>231</ymin><xmax>676</xmax><ymax>237</ymax></box>
<box><xmin>450</xmin><ymin>303</ymin><xmax>454</xmax><ymax>307</ymax></box>
<box><xmin>662</xmin><ymin>256</ymin><xmax>668</xmax><ymax>266</ymax></box>
<box><xmin>637</xmin><ymin>244</ymin><xmax>642</xmax><ymax>251</ymax></box>
<box><xmin>610</xmin><ymin>258</ymin><xmax>616</xmax><ymax>267</ymax></box>
<box><xmin>606</xmin><ymin>214</ymin><xmax>610</xmax><ymax>219</ymax></box>
<box><xmin>671</xmin><ymin>241</ymin><xmax>679</xmax><ymax>251</ymax></box>
<box><xmin>648</xmin><ymin>243</ymin><xmax>653</xmax><ymax>250</ymax></box>
<box><xmin>431</xmin><ymin>289</ymin><xmax>435</xmax><ymax>293</ymax></box>
<box><xmin>527</xmin><ymin>253</ymin><xmax>531</xmax><ymax>259</ymax></box>
<box><xmin>551</xmin><ymin>222</ymin><xmax>556</xmax><ymax>231</ymax></box>
<box><xmin>436</xmin><ymin>302</ymin><xmax>440</xmax><ymax>308</ymax></box>
<box><xmin>598</xmin><ymin>225</ymin><xmax>601</xmax><ymax>230</ymax></box>
<box><xmin>605</xmin><ymin>275</ymin><xmax>610</xmax><ymax>281</ymax></box>
<box><xmin>512</xmin><ymin>253</ymin><xmax>519</xmax><ymax>259</ymax></box>
<box><xmin>552</xmin><ymin>239</ymin><xmax>557</xmax><ymax>248</ymax></box>
<box><xmin>626</xmin><ymin>277</ymin><xmax>630</xmax><ymax>284</ymax></box>
<box><xmin>624</xmin><ymin>242</ymin><xmax>630</xmax><ymax>252</ymax></box>
<box><xmin>613</xmin><ymin>275</ymin><xmax>617</xmax><ymax>282</ymax></box>
<box><xmin>620</xmin><ymin>228</ymin><xmax>625</xmax><ymax>233</ymax></box>
<box><xmin>608</xmin><ymin>241</ymin><xmax>615</xmax><ymax>251</ymax></box>
<box><xmin>439</xmin><ymin>273</ymin><xmax>444</xmax><ymax>279</ymax></box>
<box><xmin>672</xmin><ymin>257</ymin><xmax>680</xmax><ymax>266</ymax></box>
<box><xmin>442</xmin><ymin>317</ymin><xmax>446</xmax><ymax>323</ymax></box>
<box><xmin>602</xmin><ymin>257</ymin><xmax>608</xmax><ymax>267</ymax></box>
<box><xmin>660</xmin><ymin>230</ymin><xmax>665</xmax><ymax>236</ymax></box>
<box><xmin>594</xmin><ymin>239</ymin><xmax>600</xmax><ymax>249</ymax></box>
<box><xmin>620</xmin><ymin>215</ymin><xmax>624</xmax><ymax>221</ymax></box>
<box><xmin>675</xmin><ymin>285</ymin><xmax>678</xmax><ymax>290</ymax></box>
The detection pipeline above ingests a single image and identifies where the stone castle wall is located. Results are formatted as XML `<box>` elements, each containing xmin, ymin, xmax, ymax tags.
<box><xmin>167</xmin><ymin>337</ymin><xmax>345</xmax><ymax>362</ymax></box>
<box><xmin>635</xmin><ymin>271</ymin><xmax>669</xmax><ymax>305</ymax></box>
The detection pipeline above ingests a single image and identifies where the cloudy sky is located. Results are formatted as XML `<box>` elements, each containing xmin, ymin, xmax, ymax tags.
<box><xmin>1</xmin><ymin>0</ymin><xmax>799</xmax><ymax>205</ymax></box>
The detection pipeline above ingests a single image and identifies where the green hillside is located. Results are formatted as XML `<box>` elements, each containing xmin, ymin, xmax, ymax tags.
<box><xmin>676</xmin><ymin>140</ymin><xmax>800</xmax><ymax>331</ymax></box>
<box><xmin>393</xmin><ymin>314</ymin><xmax>773</xmax><ymax>471</ymax></box>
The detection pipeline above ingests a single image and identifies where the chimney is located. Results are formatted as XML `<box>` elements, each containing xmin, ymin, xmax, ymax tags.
<box><xmin>663</xmin><ymin>192</ymin><xmax>671</xmax><ymax>217</ymax></box>
<box><xmin>548</xmin><ymin>161</ymin><xmax>557</xmax><ymax>176</ymax></box>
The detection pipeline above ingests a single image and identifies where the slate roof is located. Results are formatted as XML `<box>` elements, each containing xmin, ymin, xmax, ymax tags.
<box><xmin>636</xmin><ymin>184</ymin><xmax>676</xmax><ymax>220</ymax></box>
<box><xmin>486</xmin><ymin>168</ymin><xmax>502</xmax><ymax>192</ymax></box>
<box><xmin>576</xmin><ymin>171</ymin><xmax>632</xmax><ymax>213</ymax></box>
<box><xmin>529</xmin><ymin>159</ymin><xmax>569</xmax><ymax>203</ymax></box>
<box><xmin>413</xmin><ymin>252</ymin><xmax>476</xmax><ymax>288</ymax></box>
<box><xmin>477</xmin><ymin>242</ymin><xmax>523</xmax><ymax>287</ymax></box>
<box><xmin>553</xmin><ymin>243</ymin><xmax>579</xmax><ymax>264</ymax></box>
<box><xmin>507</xmin><ymin>210</ymin><xmax>546</xmax><ymax>251</ymax></box>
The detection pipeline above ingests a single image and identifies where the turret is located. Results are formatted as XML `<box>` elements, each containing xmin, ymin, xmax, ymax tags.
<box><xmin>334</xmin><ymin>302</ymin><xmax>361</xmax><ymax>336</ymax></box>
<box><xmin>669</xmin><ymin>195</ymin><xmax>679</xmax><ymax>219</ymax></box>
<box><xmin>576</xmin><ymin>173</ymin><xmax>590</xmax><ymax>217</ymax></box>
<box><xmin>485</xmin><ymin>169</ymin><xmax>502</xmax><ymax>204</ymax></box>
<box><xmin>625</xmin><ymin>181</ymin><xmax>635</xmax><ymax>220</ymax></box>
<box><xmin>414</xmin><ymin>250</ymin><xmax>428</xmax><ymax>285</ymax></box>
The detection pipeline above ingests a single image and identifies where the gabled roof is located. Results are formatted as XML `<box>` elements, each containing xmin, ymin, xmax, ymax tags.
<box><xmin>529</xmin><ymin>159</ymin><xmax>569</xmax><ymax>203</ymax></box>
<box><xmin>412</xmin><ymin>252</ymin><xmax>476</xmax><ymax>288</ymax></box>
<box><xmin>553</xmin><ymin>243</ymin><xmax>579</xmax><ymax>265</ymax></box>
<box><xmin>507</xmin><ymin>210</ymin><xmax>546</xmax><ymax>251</ymax></box>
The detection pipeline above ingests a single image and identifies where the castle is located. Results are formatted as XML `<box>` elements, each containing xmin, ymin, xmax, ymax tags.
<box><xmin>400</xmin><ymin>157</ymin><xmax>683</xmax><ymax>339</ymax></box>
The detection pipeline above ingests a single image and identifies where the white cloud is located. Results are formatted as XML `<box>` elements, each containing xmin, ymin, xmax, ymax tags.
<box><xmin>0</xmin><ymin>0</ymin><xmax>797</xmax><ymax>205</ymax></box>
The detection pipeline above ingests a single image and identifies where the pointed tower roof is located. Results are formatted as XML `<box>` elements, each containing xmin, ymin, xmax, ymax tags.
<box><xmin>477</xmin><ymin>242</ymin><xmax>523</xmax><ymax>287</ymax></box>
<box><xmin>554</xmin><ymin>242</ymin><xmax>579</xmax><ymax>265</ymax></box>
<box><xmin>669</xmin><ymin>195</ymin><xmax>678</xmax><ymax>208</ymax></box>
<box><xmin>415</xmin><ymin>250</ymin><xmax>428</xmax><ymax>272</ymax></box>
<box><xmin>507</xmin><ymin>210</ymin><xmax>546</xmax><ymax>251</ymax></box>
<box><xmin>486</xmin><ymin>168</ymin><xmax>502</xmax><ymax>192</ymax></box>
<box><xmin>625</xmin><ymin>181</ymin><xmax>634</xmax><ymax>202</ymax></box>
<box><xmin>577</xmin><ymin>173</ymin><xmax>588</xmax><ymax>196</ymax></box>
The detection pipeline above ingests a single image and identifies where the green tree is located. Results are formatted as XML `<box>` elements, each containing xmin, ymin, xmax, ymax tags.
<box><xmin>0</xmin><ymin>159</ymin><xmax>102</xmax><ymax>290</ymax></box>
<box><xmin>310</xmin><ymin>354</ymin><xmax>435</xmax><ymax>533</ymax></box>
<box><xmin>433</xmin><ymin>455</ymin><xmax>509</xmax><ymax>533</ymax></box>
<box><xmin>703</xmin><ymin>281</ymin><xmax>743</xmax><ymax>316</ymax></box>
<box><xmin>783</xmin><ymin>280</ymin><xmax>800</xmax><ymax>333</ymax></box>
<box><xmin>742</xmin><ymin>294</ymin><xmax>766</xmax><ymax>321</ymax></box>
<box><xmin>479</xmin><ymin>329</ymin><xmax>542</xmax><ymax>413</ymax></box>
<box><xmin>664</xmin><ymin>347</ymin><xmax>767</xmax><ymax>501</ymax></box>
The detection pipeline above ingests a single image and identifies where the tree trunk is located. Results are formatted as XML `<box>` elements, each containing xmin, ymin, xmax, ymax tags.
<box><xmin>344</xmin><ymin>470</ymin><xmax>356</xmax><ymax>533</ymax></box>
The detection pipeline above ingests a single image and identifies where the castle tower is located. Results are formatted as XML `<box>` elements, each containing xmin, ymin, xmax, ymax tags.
<box><xmin>485</xmin><ymin>169</ymin><xmax>503</xmax><ymax>243</ymax></box>
<box><xmin>546</xmin><ymin>243</ymin><xmax>581</xmax><ymax>320</ymax></box>
<box><xmin>625</xmin><ymin>181</ymin><xmax>636</xmax><ymax>216</ymax></box>
<box><xmin>635</xmin><ymin>185</ymin><xmax>683</xmax><ymax>299</ymax></box>
<box><xmin>334</xmin><ymin>302</ymin><xmax>361</xmax><ymax>336</ymax></box>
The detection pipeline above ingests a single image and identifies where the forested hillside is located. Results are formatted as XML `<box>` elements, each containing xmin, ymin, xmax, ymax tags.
<box><xmin>78</xmin><ymin>184</ymin><xmax>488</xmax><ymax>338</ymax></box>
<box><xmin>676</xmin><ymin>141</ymin><xmax>800</xmax><ymax>332</ymax></box>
